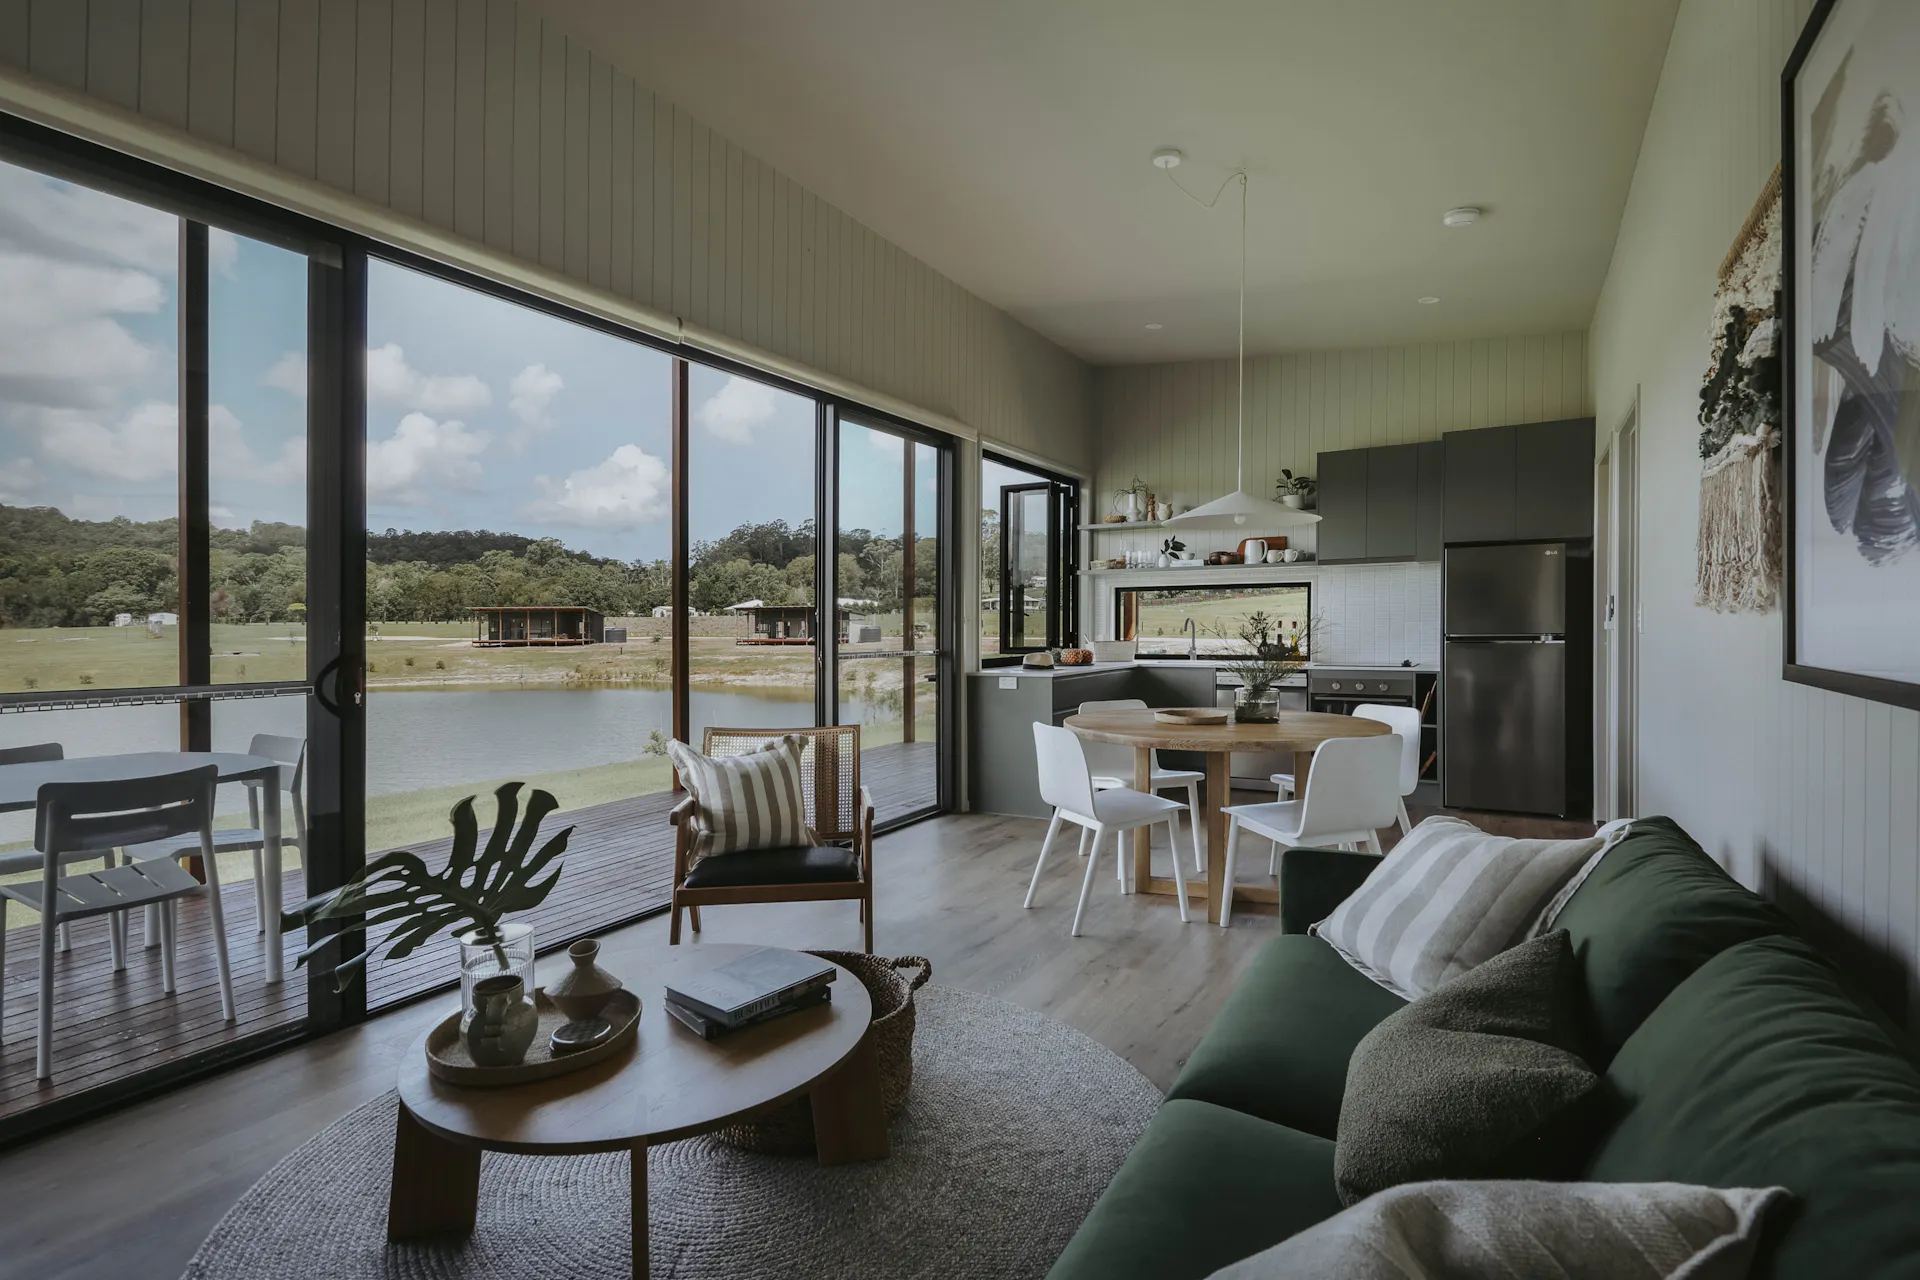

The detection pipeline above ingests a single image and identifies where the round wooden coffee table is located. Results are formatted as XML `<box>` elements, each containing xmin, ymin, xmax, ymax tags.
<box><xmin>388</xmin><ymin>943</ymin><xmax>885</xmax><ymax>1277</ymax></box>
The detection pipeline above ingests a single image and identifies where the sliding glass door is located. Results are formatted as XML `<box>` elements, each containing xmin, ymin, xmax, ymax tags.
<box><xmin>833</xmin><ymin>415</ymin><xmax>948</xmax><ymax>824</ymax></box>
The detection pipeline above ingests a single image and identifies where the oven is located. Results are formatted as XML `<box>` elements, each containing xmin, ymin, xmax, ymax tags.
<box><xmin>1309</xmin><ymin>669</ymin><xmax>1419</xmax><ymax>716</ymax></box>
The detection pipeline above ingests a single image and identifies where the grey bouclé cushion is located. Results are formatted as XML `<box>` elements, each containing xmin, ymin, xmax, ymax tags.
<box><xmin>1205</xmin><ymin>1180</ymin><xmax>1791</xmax><ymax>1280</ymax></box>
<box><xmin>1334</xmin><ymin>930</ymin><xmax>1598</xmax><ymax>1205</ymax></box>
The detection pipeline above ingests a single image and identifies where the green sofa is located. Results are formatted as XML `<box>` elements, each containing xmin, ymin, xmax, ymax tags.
<box><xmin>1048</xmin><ymin>818</ymin><xmax>1920</xmax><ymax>1280</ymax></box>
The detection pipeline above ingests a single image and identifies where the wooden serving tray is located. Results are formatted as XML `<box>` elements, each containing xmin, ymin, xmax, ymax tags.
<box><xmin>424</xmin><ymin>988</ymin><xmax>642</xmax><ymax>1087</ymax></box>
<box><xmin>1155</xmin><ymin>707</ymin><xmax>1229</xmax><ymax>726</ymax></box>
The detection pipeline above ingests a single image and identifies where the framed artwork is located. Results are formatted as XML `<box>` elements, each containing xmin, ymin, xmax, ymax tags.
<box><xmin>1783</xmin><ymin>0</ymin><xmax>1920</xmax><ymax>711</ymax></box>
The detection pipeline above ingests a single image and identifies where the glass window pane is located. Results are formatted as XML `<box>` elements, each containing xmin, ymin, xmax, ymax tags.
<box><xmin>687</xmin><ymin>367</ymin><xmax>818</xmax><ymax>737</ymax></box>
<box><xmin>979</xmin><ymin>457</ymin><xmax>1057</xmax><ymax>656</ymax></box>
<box><xmin>1118</xmin><ymin>585</ymin><xmax>1313</xmax><ymax>656</ymax></box>
<box><xmin>0</xmin><ymin>160</ymin><xmax>181</xmax><ymax>693</ymax></box>
<box><xmin>208</xmin><ymin>233</ymin><xmax>308</xmax><ymax>684</ymax></box>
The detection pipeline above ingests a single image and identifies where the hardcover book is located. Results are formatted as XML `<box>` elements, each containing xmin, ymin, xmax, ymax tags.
<box><xmin>665</xmin><ymin>985</ymin><xmax>832</xmax><ymax>1040</ymax></box>
<box><xmin>664</xmin><ymin>947</ymin><xmax>836</xmax><ymax>1027</ymax></box>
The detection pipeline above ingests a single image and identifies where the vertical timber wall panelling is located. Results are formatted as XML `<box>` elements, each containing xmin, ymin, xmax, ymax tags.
<box><xmin>0</xmin><ymin>0</ymin><xmax>1093</xmax><ymax>471</ymax></box>
<box><xmin>1590</xmin><ymin>0</ymin><xmax>1920</xmax><ymax>1026</ymax></box>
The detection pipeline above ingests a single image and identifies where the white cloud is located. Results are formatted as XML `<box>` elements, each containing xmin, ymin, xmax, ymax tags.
<box><xmin>262</xmin><ymin>350</ymin><xmax>306</xmax><ymax>396</ymax></box>
<box><xmin>367</xmin><ymin>412</ymin><xmax>489</xmax><ymax>503</ymax></box>
<box><xmin>0</xmin><ymin>163</ymin><xmax>181</xmax><ymax>275</ymax></box>
<box><xmin>522</xmin><ymin>444</ymin><xmax>669</xmax><ymax>528</ymax></box>
<box><xmin>209</xmin><ymin>505</ymin><xmax>251</xmax><ymax>530</ymax></box>
<box><xmin>63</xmin><ymin>490</ymin><xmax>175</xmax><ymax>522</ymax></box>
<box><xmin>208</xmin><ymin>227</ymin><xmax>239</xmax><ymax>276</ymax></box>
<box><xmin>0</xmin><ymin>251</ymin><xmax>165</xmax><ymax>406</ymax></box>
<box><xmin>37</xmin><ymin>400</ymin><xmax>177</xmax><ymax>482</ymax></box>
<box><xmin>693</xmin><ymin>376</ymin><xmax>776</xmax><ymax>444</ymax></box>
<box><xmin>0</xmin><ymin>455</ymin><xmax>42</xmax><ymax>503</ymax></box>
<box><xmin>366</xmin><ymin>343</ymin><xmax>493</xmax><ymax>415</ymax></box>
<box><xmin>210</xmin><ymin>404</ymin><xmax>305</xmax><ymax>485</ymax></box>
<box><xmin>508</xmin><ymin>363</ymin><xmax>564</xmax><ymax>430</ymax></box>
<box><xmin>866</xmin><ymin>429</ymin><xmax>905</xmax><ymax>458</ymax></box>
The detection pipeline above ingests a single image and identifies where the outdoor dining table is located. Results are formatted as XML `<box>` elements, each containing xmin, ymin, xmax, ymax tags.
<box><xmin>1062</xmin><ymin>708</ymin><xmax>1391</xmax><ymax>924</ymax></box>
<box><xmin>0</xmin><ymin>750</ymin><xmax>292</xmax><ymax>982</ymax></box>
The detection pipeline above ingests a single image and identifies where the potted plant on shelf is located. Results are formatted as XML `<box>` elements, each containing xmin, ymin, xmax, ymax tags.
<box><xmin>1159</xmin><ymin>535</ymin><xmax>1186</xmax><ymax>568</ymax></box>
<box><xmin>1276</xmin><ymin>469</ymin><xmax>1316</xmax><ymax>510</ymax></box>
<box><xmin>289</xmin><ymin>782</ymin><xmax>572</xmax><ymax>1066</ymax></box>
<box><xmin>1214</xmin><ymin>611</ymin><xmax>1319</xmax><ymax>723</ymax></box>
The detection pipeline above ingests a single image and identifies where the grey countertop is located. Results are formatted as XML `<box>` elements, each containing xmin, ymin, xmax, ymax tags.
<box><xmin>972</xmin><ymin>659</ymin><xmax>1435</xmax><ymax>678</ymax></box>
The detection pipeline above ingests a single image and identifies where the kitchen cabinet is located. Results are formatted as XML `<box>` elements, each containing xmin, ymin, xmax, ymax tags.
<box><xmin>1442</xmin><ymin>424</ymin><xmax>1517</xmax><ymax>543</ymax></box>
<box><xmin>1514</xmin><ymin>417</ymin><xmax>1596</xmax><ymax>540</ymax></box>
<box><xmin>1442</xmin><ymin>419</ymin><xmax>1595</xmax><ymax>544</ymax></box>
<box><xmin>1364</xmin><ymin>444</ymin><xmax>1419</xmax><ymax>561</ymax></box>
<box><xmin>1416</xmin><ymin>440</ymin><xmax>1445</xmax><ymax>562</ymax></box>
<box><xmin>1315</xmin><ymin>448</ymin><xmax>1370</xmax><ymax>562</ymax></box>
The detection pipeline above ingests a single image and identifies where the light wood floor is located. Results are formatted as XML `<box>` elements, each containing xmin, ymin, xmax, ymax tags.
<box><xmin>0</xmin><ymin>800</ymin><xmax>1589</xmax><ymax>1280</ymax></box>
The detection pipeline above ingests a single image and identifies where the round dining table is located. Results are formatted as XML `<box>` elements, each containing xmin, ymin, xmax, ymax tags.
<box><xmin>1062</xmin><ymin>707</ymin><xmax>1390</xmax><ymax>924</ymax></box>
<box><xmin>0</xmin><ymin>750</ymin><xmax>292</xmax><ymax>982</ymax></box>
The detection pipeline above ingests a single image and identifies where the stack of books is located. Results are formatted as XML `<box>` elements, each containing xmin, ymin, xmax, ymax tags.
<box><xmin>664</xmin><ymin>947</ymin><xmax>837</xmax><ymax>1041</ymax></box>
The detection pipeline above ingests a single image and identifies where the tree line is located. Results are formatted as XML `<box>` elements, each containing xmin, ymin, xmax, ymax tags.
<box><xmin>0</xmin><ymin>505</ymin><xmax>936</xmax><ymax>627</ymax></box>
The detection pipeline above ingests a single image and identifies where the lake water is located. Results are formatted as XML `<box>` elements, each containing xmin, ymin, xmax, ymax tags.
<box><xmin>0</xmin><ymin>686</ymin><xmax>881</xmax><ymax>841</ymax></box>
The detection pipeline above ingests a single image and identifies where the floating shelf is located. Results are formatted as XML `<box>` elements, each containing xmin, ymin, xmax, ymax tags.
<box><xmin>1078</xmin><ymin>563</ymin><xmax>1321</xmax><ymax>583</ymax></box>
<box><xmin>1079</xmin><ymin>511</ymin><xmax>1321</xmax><ymax>532</ymax></box>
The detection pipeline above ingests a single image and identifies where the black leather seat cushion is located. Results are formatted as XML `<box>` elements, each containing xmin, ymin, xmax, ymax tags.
<box><xmin>682</xmin><ymin>844</ymin><xmax>860</xmax><ymax>888</ymax></box>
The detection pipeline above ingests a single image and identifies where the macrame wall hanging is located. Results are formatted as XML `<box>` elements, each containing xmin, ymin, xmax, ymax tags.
<box><xmin>1695</xmin><ymin>165</ymin><xmax>1783</xmax><ymax>613</ymax></box>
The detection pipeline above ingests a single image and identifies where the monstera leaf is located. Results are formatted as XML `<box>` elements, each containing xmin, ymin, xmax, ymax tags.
<box><xmin>290</xmin><ymin>782</ymin><xmax>572</xmax><ymax>992</ymax></box>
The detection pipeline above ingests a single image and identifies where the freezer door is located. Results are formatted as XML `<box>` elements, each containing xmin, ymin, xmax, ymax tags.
<box><xmin>1444</xmin><ymin>542</ymin><xmax>1567</xmax><ymax>636</ymax></box>
<box><xmin>1443</xmin><ymin>640</ymin><xmax>1567</xmax><ymax>815</ymax></box>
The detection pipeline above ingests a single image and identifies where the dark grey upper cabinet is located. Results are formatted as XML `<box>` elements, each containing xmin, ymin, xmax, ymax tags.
<box><xmin>1415</xmin><ymin>440</ymin><xmax>1445</xmax><ymax>562</ymax></box>
<box><xmin>1514</xmin><ymin>417</ymin><xmax>1596</xmax><ymax>540</ymax></box>
<box><xmin>1316</xmin><ymin>448</ymin><xmax>1369</xmax><ymax>563</ymax></box>
<box><xmin>1443</xmin><ymin>424</ymin><xmax>1517</xmax><ymax>543</ymax></box>
<box><xmin>1364</xmin><ymin>443</ymin><xmax>1419</xmax><ymax>561</ymax></box>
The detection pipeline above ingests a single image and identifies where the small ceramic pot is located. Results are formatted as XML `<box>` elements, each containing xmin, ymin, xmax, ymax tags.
<box><xmin>547</xmin><ymin>938</ymin><xmax>624</xmax><ymax>1022</ymax></box>
<box><xmin>1281</xmin><ymin>493</ymin><xmax>1304</xmax><ymax>509</ymax></box>
<box><xmin>1265</xmin><ymin>549</ymin><xmax>1285</xmax><ymax>564</ymax></box>
<box><xmin>463</xmin><ymin>974</ymin><xmax>538</xmax><ymax>1066</ymax></box>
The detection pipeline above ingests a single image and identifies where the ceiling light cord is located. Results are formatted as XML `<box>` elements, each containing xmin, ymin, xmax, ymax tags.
<box><xmin>1164</xmin><ymin>165</ymin><xmax>1250</xmax><ymax>490</ymax></box>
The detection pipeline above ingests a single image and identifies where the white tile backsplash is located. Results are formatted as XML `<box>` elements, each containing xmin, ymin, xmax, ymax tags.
<box><xmin>1313</xmin><ymin>562</ymin><xmax>1441</xmax><ymax>666</ymax></box>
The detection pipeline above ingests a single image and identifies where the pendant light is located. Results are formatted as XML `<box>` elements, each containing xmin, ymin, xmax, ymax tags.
<box><xmin>1162</xmin><ymin>161</ymin><xmax>1320</xmax><ymax>530</ymax></box>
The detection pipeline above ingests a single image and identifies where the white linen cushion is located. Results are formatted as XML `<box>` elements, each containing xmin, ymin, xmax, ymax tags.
<box><xmin>666</xmin><ymin>734</ymin><xmax>816</xmax><ymax>862</ymax></box>
<box><xmin>1312</xmin><ymin>815</ymin><xmax>1611</xmax><ymax>1000</ymax></box>
<box><xmin>1205</xmin><ymin>1180</ymin><xmax>1789</xmax><ymax>1280</ymax></box>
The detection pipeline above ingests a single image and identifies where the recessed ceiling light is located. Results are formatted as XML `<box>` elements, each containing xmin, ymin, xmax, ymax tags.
<box><xmin>1442</xmin><ymin>206</ymin><xmax>1481</xmax><ymax>228</ymax></box>
<box><xmin>1151</xmin><ymin>148</ymin><xmax>1184</xmax><ymax>170</ymax></box>
<box><xmin>1145</xmin><ymin>322</ymin><xmax>1164</xmax><ymax>330</ymax></box>
<box><xmin>1417</xmin><ymin>297</ymin><xmax>1441</xmax><ymax>305</ymax></box>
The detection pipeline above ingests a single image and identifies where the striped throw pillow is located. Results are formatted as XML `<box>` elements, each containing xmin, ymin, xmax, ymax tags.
<box><xmin>1311</xmin><ymin>816</ymin><xmax>1612</xmax><ymax>1000</ymax></box>
<box><xmin>668</xmin><ymin>735</ymin><xmax>818</xmax><ymax>862</ymax></box>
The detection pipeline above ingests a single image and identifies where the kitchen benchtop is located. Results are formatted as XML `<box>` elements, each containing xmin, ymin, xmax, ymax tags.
<box><xmin>973</xmin><ymin>659</ymin><xmax>1436</xmax><ymax>678</ymax></box>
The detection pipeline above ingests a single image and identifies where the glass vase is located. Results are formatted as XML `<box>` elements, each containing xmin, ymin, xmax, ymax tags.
<box><xmin>1236</xmin><ymin>689</ymin><xmax>1280</xmax><ymax>724</ymax></box>
<box><xmin>458</xmin><ymin>922</ymin><xmax>535</xmax><ymax>1021</ymax></box>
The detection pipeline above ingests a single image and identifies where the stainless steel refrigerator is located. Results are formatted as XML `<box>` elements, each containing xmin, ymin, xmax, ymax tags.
<box><xmin>1442</xmin><ymin>542</ymin><xmax>1582</xmax><ymax>816</ymax></box>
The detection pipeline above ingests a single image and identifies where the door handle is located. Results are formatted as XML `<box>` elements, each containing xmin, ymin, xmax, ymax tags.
<box><xmin>312</xmin><ymin>653</ymin><xmax>362</xmax><ymax>716</ymax></box>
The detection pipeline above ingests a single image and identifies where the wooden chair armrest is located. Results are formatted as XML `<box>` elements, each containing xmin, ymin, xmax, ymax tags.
<box><xmin>668</xmin><ymin>795</ymin><xmax>697</xmax><ymax>885</ymax></box>
<box><xmin>857</xmin><ymin>785</ymin><xmax>876</xmax><ymax>877</ymax></box>
<box><xmin>667</xmin><ymin>796</ymin><xmax>698</xmax><ymax>827</ymax></box>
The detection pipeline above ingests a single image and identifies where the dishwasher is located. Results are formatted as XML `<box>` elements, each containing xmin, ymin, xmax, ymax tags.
<box><xmin>1215</xmin><ymin>671</ymin><xmax>1308</xmax><ymax>793</ymax></box>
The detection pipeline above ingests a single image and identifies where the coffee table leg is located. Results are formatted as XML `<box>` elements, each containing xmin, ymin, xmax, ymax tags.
<box><xmin>388</xmin><ymin>1104</ymin><xmax>481</xmax><ymax>1241</ymax></box>
<box><xmin>810</xmin><ymin>1033</ymin><xmax>890</xmax><ymax>1164</ymax></box>
<box><xmin>631</xmin><ymin>1140</ymin><xmax>649</xmax><ymax>1278</ymax></box>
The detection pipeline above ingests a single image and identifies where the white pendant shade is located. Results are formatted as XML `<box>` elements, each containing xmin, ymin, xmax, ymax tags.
<box><xmin>1167</xmin><ymin>489</ymin><xmax>1321</xmax><ymax>528</ymax></box>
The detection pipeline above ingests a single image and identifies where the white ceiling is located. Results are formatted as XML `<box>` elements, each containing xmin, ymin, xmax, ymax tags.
<box><xmin>529</xmin><ymin>1</ymin><xmax>1679</xmax><ymax>365</ymax></box>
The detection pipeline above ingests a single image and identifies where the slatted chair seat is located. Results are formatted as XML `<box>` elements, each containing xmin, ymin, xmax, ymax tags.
<box><xmin>0</xmin><ymin>857</ymin><xmax>203</xmax><ymax>920</ymax></box>
<box><xmin>669</xmin><ymin>725</ymin><xmax>876</xmax><ymax>951</ymax></box>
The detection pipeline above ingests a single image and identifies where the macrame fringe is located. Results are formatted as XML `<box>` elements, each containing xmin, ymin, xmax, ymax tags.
<box><xmin>1695</xmin><ymin>435</ymin><xmax>1782</xmax><ymax>613</ymax></box>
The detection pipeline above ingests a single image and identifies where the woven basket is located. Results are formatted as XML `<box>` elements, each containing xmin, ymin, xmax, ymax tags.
<box><xmin>713</xmin><ymin>951</ymin><xmax>932</xmax><ymax>1156</ymax></box>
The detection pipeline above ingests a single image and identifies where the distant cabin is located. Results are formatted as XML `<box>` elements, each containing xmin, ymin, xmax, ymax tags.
<box><xmin>471</xmin><ymin>605</ymin><xmax>605</xmax><ymax>647</ymax></box>
<box><xmin>731</xmin><ymin>603</ymin><xmax>852</xmax><ymax>645</ymax></box>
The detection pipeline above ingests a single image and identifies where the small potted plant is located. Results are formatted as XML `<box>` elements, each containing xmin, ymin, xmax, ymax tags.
<box><xmin>1159</xmin><ymin>535</ymin><xmax>1186</xmax><ymax>568</ymax></box>
<box><xmin>1276</xmin><ymin>469</ymin><xmax>1316</xmax><ymax>510</ymax></box>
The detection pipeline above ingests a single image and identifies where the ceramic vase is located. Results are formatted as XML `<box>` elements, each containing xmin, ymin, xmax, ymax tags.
<box><xmin>547</xmin><ymin>938</ymin><xmax>624</xmax><ymax>1022</ymax></box>
<box><xmin>1281</xmin><ymin>493</ymin><xmax>1304</xmax><ymax>509</ymax></box>
<box><xmin>462</xmin><ymin>974</ymin><xmax>539</xmax><ymax>1066</ymax></box>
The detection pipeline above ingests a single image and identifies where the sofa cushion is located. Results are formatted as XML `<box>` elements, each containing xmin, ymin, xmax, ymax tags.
<box><xmin>1582</xmin><ymin>934</ymin><xmax>1920</xmax><ymax>1280</ymax></box>
<box><xmin>680</xmin><ymin>844</ymin><xmax>859</xmax><ymax>888</ymax></box>
<box><xmin>1046</xmin><ymin>1099</ymin><xmax>1344</xmax><ymax>1280</ymax></box>
<box><xmin>1168</xmin><ymin>934</ymin><xmax>1406</xmax><ymax>1139</ymax></box>
<box><xmin>1334</xmin><ymin>931</ymin><xmax>1599</xmax><ymax>1205</ymax></box>
<box><xmin>1551</xmin><ymin>816</ymin><xmax>1795</xmax><ymax>1064</ymax></box>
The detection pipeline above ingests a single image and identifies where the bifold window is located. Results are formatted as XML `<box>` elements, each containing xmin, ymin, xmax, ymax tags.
<box><xmin>981</xmin><ymin>452</ymin><xmax>1078</xmax><ymax>655</ymax></box>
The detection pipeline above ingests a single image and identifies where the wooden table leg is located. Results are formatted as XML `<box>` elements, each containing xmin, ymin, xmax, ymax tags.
<box><xmin>1205</xmin><ymin>751</ymin><xmax>1231</xmax><ymax>924</ymax></box>
<box><xmin>1131</xmin><ymin>746</ymin><xmax>1153</xmax><ymax>893</ymax></box>
<box><xmin>387</xmin><ymin>1104</ymin><xmax>481</xmax><ymax>1241</ymax></box>
<box><xmin>631</xmin><ymin>1140</ymin><xmax>649</xmax><ymax>1279</ymax></box>
<box><xmin>810</xmin><ymin>1032</ymin><xmax>890</xmax><ymax>1164</ymax></box>
<box><xmin>1294</xmin><ymin>749</ymin><xmax>1316</xmax><ymax>803</ymax></box>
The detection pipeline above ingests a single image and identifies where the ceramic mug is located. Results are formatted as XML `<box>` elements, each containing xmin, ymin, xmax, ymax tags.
<box><xmin>1281</xmin><ymin>548</ymin><xmax>1300</xmax><ymax>562</ymax></box>
<box><xmin>1265</xmin><ymin>549</ymin><xmax>1285</xmax><ymax>564</ymax></box>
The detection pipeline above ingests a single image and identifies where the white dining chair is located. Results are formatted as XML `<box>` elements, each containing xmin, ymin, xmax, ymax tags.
<box><xmin>0</xmin><ymin>742</ymin><xmax>117</xmax><ymax>959</ymax></box>
<box><xmin>122</xmin><ymin>733</ymin><xmax>306</xmax><ymax>938</ymax></box>
<box><xmin>0</xmin><ymin>765</ymin><xmax>236</xmax><ymax>1079</ymax></box>
<box><xmin>1272</xmin><ymin>703</ymin><xmax>1422</xmax><ymax>832</ymax></box>
<box><xmin>1025</xmin><ymin>722</ymin><xmax>1190</xmax><ymax>936</ymax></box>
<box><xmin>1222</xmin><ymin>733</ymin><xmax>1402</xmax><ymax>927</ymax></box>
<box><xmin>1077</xmin><ymin>699</ymin><xmax>1205</xmax><ymax>874</ymax></box>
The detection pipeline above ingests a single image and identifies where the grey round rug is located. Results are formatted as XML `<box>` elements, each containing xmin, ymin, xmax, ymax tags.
<box><xmin>183</xmin><ymin>984</ymin><xmax>1159</xmax><ymax>1279</ymax></box>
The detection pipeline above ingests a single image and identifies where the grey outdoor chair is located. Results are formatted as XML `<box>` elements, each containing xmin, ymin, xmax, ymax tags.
<box><xmin>0</xmin><ymin>742</ymin><xmax>114</xmax><ymax>956</ymax></box>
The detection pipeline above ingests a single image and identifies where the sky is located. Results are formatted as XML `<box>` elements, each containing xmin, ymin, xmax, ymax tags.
<box><xmin>0</xmin><ymin>157</ymin><xmax>933</xmax><ymax>565</ymax></box>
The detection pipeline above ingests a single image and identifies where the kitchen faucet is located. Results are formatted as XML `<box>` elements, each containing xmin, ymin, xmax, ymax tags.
<box><xmin>1183</xmin><ymin>618</ymin><xmax>1198</xmax><ymax>660</ymax></box>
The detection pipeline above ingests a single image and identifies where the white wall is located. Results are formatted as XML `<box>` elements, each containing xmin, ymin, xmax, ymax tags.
<box><xmin>0</xmin><ymin>0</ymin><xmax>1093</xmax><ymax>471</ymax></box>
<box><xmin>1591</xmin><ymin>0</ymin><xmax>1920</xmax><ymax>1023</ymax></box>
<box><xmin>1088</xmin><ymin>334</ymin><xmax>1590</xmax><ymax>666</ymax></box>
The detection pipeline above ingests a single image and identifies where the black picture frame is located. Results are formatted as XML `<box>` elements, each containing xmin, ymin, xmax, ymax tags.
<box><xmin>1781</xmin><ymin>0</ymin><xmax>1920</xmax><ymax>713</ymax></box>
